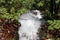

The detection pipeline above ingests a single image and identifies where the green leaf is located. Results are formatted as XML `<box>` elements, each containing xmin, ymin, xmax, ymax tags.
<box><xmin>37</xmin><ymin>1</ymin><xmax>44</xmax><ymax>7</ymax></box>
<box><xmin>0</xmin><ymin>7</ymin><xmax>7</xmax><ymax>13</ymax></box>
<box><xmin>10</xmin><ymin>7</ymin><xmax>15</xmax><ymax>13</ymax></box>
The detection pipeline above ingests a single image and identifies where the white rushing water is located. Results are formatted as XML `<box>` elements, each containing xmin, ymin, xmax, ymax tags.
<box><xmin>18</xmin><ymin>10</ymin><xmax>45</xmax><ymax>40</ymax></box>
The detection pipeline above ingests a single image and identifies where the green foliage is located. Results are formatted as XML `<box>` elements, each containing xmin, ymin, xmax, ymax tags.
<box><xmin>47</xmin><ymin>20</ymin><xmax>60</xmax><ymax>30</ymax></box>
<box><xmin>56</xmin><ymin>0</ymin><xmax>60</xmax><ymax>4</ymax></box>
<box><xmin>0</xmin><ymin>0</ymin><xmax>5</xmax><ymax>3</ymax></box>
<box><xmin>37</xmin><ymin>0</ymin><xmax>44</xmax><ymax>7</ymax></box>
<box><xmin>0</xmin><ymin>0</ymin><xmax>34</xmax><ymax>21</ymax></box>
<box><xmin>0</xmin><ymin>0</ymin><xmax>60</xmax><ymax>31</ymax></box>
<box><xmin>10</xmin><ymin>7</ymin><xmax>15</xmax><ymax>13</ymax></box>
<box><xmin>0</xmin><ymin>7</ymin><xmax>26</xmax><ymax>21</ymax></box>
<box><xmin>37</xmin><ymin>1</ymin><xmax>44</xmax><ymax>7</ymax></box>
<box><xmin>0</xmin><ymin>7</ymin><xmax>7</xmax><ymax>13</ymax></box>
<box><xmin>19</xmin><ymin>0</ymin><xmax>35</xmax><ymax>9</ymax></box>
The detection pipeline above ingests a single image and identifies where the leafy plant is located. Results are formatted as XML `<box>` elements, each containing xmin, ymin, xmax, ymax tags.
<box><xmin>47</xmin><ymin>20</ymin><xmax>60</xmax><ymax>30</ymax></box>
<box><xmin>0</xmin><ymin>0</ymin><xmax>60</xmax><ymax>30</ymax></box>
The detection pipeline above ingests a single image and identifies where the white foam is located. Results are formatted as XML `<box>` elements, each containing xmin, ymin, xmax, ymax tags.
<box><xmin>18</xmin><ymin>10</ymin><xmax>45</xmax><ymax>40</ymax></box>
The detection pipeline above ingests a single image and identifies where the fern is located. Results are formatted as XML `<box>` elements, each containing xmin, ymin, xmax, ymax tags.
<box><xmin>47</xmin><ymin>20</ymin><xmax>60</xmax><ymax>30</ymax></box>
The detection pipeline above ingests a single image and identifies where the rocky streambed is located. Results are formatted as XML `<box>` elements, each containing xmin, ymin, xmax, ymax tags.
<box><xmin>0</xmin><ymin>18</ymin><xmax>20</xmax><ymax>40</ymax></box>
<box><xmin>0</xmin><ymin>18</ymin><xmax>60</xmax><ymax>40</ymax></box>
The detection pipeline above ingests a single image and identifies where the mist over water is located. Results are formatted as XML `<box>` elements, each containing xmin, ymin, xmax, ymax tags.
<box><xmin>18</xmin><ymin>10</ymin><xmax>45</xmax><ymax>40</ymax></box>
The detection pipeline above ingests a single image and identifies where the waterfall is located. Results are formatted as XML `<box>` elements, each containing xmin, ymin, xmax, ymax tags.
<box><xmin>18</xmin><ymin>10</ymin><xmax>45</xmax><ymax>40</ymax></box>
